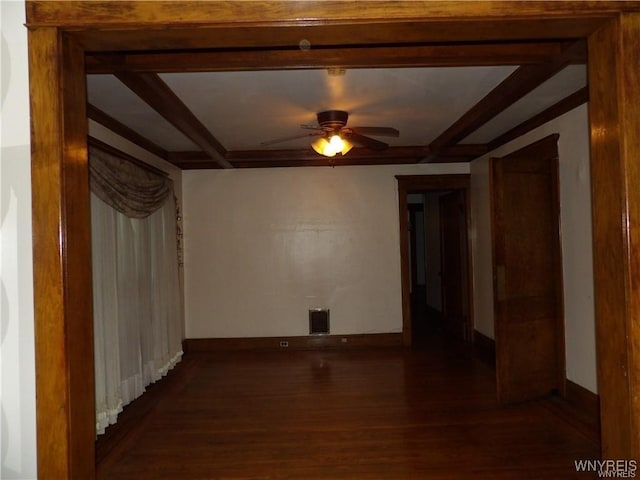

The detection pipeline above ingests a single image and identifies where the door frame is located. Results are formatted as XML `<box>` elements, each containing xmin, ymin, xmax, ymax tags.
<box><xmin>25</xmin><ymin>2</ymin><xmax>640</xmax><ymax>477</ymax></box>
<box><xmin>396</xmin><ymin>175</ymin><xmax>473</xmax><ymax>346</ymax></box>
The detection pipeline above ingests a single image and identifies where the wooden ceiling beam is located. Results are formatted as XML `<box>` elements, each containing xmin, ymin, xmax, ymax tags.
<box><xmin>422</xmin><ymin>41</ymin><xmax>585</xmax><ymax>162</ymax></box>
<box><xmin>175</xmin><ymin>156</ymin><xmax>421</xmax><ymax>170</ymax></box>
<box><xmin>114</xmin><ymin>71</ymin><xmax>233</xmax><ymax>168</ymax></box>
<box><xmin>87</xmin><ymin>103</ymin><xmax>169</xmax><ymax>160</ymax></box>
<box><xmin>72</xmin><ymin>19</ymin><xmax>609</xmax><ymax>52</ymax></box>
<box><xmin>488</xmin><ymin>86</ymin><xmax>589</xmax><ymax>151</ymax></box>
<box><xmin>225</xmin><ymin>146</ymin><xmax>427</xmax><ymax>161</ymax></box>
<box><xmin>86</xmin><ymin>41</ymin><xmax>585</xmax><ymax>74</ymax></box>
<box><xmin>166</xmin><ymin>144</ymin><xmax>487</xmax><ymax>169</ymax></box>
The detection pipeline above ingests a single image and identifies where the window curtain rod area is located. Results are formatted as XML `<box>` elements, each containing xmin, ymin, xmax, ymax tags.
<box><xmin>88</xmin><ymin>137</ymin><xmax>173</xmax><ymax>219</ymax></box>
<box><xmin>88</xmin><ymin>136</ymin><xmax>169</xmax><ymax>177</ymax></box>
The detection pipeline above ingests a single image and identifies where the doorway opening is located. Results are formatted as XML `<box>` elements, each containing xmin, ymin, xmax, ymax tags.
<box><xmin>396</xmin><ymin>175</ymin><xmax>472</xmax><ymax>347</ymax></box>
<box><xmin>407</xmin><ymin>190</ymin><xmax>471</xmax><ymax>345</ymax></box>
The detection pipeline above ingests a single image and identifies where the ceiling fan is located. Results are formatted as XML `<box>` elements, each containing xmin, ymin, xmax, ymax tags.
<box><xmin>261</xmin><ymin>110</ymin><xmax>400</xmax><ymax>157</ymax></box>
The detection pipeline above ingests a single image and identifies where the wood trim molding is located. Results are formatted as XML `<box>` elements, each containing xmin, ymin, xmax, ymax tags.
<box><xmin>473</xmin><ymin>330</ymin><xmax>496</xmax><ymax>368</ymax></box>
<box><xmin>28</xmin><ymin>29</ymin><xmax>95</xmax><ymax>479</ymax></box>
<box><xmin>183</xmin><ymin>333</ymin><xmax>402</xmax><ymax>353</ymax></box>
<box><xmin>588</xmin><ymin>12</ymin><xmax>640</xmax><ymax>459</ymax></box>
<box><xmin>26</xmin><ymin>2</ymin><xmax>634</xmax><ymax>30</ymax></box>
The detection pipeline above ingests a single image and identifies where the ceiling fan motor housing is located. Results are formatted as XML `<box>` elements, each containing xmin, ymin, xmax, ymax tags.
<box><xmin>317</xmin><ymin>110</ymin><xmax>349</xmax><ymax>130</ymax></box>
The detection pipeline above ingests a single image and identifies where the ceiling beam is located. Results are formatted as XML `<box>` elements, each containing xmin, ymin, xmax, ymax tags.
<box><xmin>86</xmin><ymin>41</ymin><xmax>585</xmax><ymax>74</ymax></box>
<box><xmin>166</xmin><ymin>144</ymin><xmax>487</xmax><ymax>169</ymax></box>
<box><xmin>168</xmin><ymin>147</ymin><xmax>425</xmax><ymax>168</ymax></box>
<box><xmin>487</xmin><ymin>86</ymin><xmax>589</xmax><ymax>151</ymax></box>
<box><xmin>173</xmin><ymin>155</ymin><xmax>421</xmax><ymax>170</ymax></box>
<box><xmin>225</xmin><ymin>146</ymin><xmax>427</xmax><ymax>161</ymax></box>
<box><xmin>168</xmin><ymin>147</ymin><xmax>421</xmax><ymax>168</ymax></box>
<box><xmin>87</xmin><ymin>103</ymin><xmax>169</xmax><ymax>160</ymax></box>
<box><xmin>422</xmin><ymin>41</ymin><xmax>585</xmax><ymax>162</ymax></box>
<box><xmin>114</xmin><ymin>71</ymin><xmax>233</xmax><ymax>168</ymax></box>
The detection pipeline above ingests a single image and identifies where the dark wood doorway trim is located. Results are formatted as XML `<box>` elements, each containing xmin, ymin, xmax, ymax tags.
<box><xmin>24</xmin><ymin>2</ymin><xmax>640</xmax><ymax>477</ymax></box>
<box><xmin>396</xmin><ymin>174</ymin><xmax>472</xmax><ymax>346</ymax></box>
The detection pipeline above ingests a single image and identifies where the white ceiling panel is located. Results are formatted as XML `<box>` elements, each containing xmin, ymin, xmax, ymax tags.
<box><xmin>159</xmin><ymin>66</ymin><xmax>518</xmax><ymax>151</ymax></box>
<box><xmin>86</xmin><ymin>75</ymin><xmax>198</xmax><ymax>151</ymax></box>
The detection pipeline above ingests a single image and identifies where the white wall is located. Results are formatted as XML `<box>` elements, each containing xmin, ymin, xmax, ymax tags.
<box><xmin>1</xmin><ymin>1</ymin><xmax>38</xmax><ymax>478</ymax></box>
<box><xmin>183</xmin><ymin>163</ymin><xmax>468</xmax><ymax>338</ymax></box>
<box><xmin>470</xmin><ymin>104</ymin><xmax>597</xmax><ymax>393</ymax></box>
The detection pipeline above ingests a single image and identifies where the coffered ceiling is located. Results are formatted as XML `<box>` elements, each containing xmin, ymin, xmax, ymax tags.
<box><xmin>85</xmin><ymin>40</ymin><xmax>588</xmax><ymax>169</ymax></box>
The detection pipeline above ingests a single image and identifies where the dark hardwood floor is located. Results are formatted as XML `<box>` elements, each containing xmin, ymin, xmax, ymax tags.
<box><xmin>96</xmin><ymin>335</ymin><xmax>599</xmax><ymax>479</ymax></box>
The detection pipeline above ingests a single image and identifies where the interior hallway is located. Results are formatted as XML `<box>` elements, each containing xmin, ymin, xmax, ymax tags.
<box><xmin>96</xmin><ymin>336</ymin><xmax>599</xmax><ymax>479</ymax></box>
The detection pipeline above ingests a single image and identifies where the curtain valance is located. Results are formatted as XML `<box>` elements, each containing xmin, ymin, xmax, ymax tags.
<box><xmin>89</xmin><ymin>144</ymin><xmax>173</xmax><ymax>218</ymax></box>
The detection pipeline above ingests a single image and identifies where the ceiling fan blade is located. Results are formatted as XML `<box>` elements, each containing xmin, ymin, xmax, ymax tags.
<box><xmin>349</xmin><ymin>132</ymin><xmax>389</xmax><ymax>151</ymax></box>
<box><xmin>260</xmin><ymin>131</ymin><xmax>323</xmax><ymax>146</ymax></box>
<box><xmin>351</xmin><ymin>126</ymin><xmax>400</xmax><ymax>137</ymax></box>
<box><xmin>300</xmin><ymin>124</ymin><xmax>323</xmax><ymax>130</ymax></box>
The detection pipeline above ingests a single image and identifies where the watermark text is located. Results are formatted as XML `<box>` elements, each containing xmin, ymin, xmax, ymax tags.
<box><xmin>575</xmin><ymin>459</ymin><xmax>637</xmax><ymax>478</ymax></box>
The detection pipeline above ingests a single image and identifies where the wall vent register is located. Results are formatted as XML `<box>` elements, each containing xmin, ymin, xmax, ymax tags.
<box><xmin>309</xmin><ymin>309</ymin><xmax>330</xmax><ymax>335</ymax></box>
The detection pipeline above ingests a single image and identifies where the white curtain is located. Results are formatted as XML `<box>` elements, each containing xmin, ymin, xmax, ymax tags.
<box><xmin>92</xmin><ymin>192</ymin><xmax>183</xmax><ymax>435</ymax></box>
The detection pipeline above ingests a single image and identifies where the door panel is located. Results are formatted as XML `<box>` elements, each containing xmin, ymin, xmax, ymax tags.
<box><xmin>491</xmin><ymin>134</ymin><xmax>565</xmax><ymax>404</ymax></box>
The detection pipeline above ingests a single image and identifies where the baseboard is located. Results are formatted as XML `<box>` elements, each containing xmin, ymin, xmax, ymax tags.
<box><xmin>183</xmin><ymin>333</ymin><xmax>403</xmax><ymax>353</ymax></box>
<box><xmin>473</xmin><ymin>330</ymin><xmax>495</xmax><ymax>368</ymax></box>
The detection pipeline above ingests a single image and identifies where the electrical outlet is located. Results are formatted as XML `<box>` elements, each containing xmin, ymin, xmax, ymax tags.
<box><xmin>279</xmin><ymin>341</ymin><xmax>289</xmax><ymax>348</ymax></box>
<box><xmin>341</xmin><ymin>337</ymin><xmax>348</xmax><ymax>343</ymax></box>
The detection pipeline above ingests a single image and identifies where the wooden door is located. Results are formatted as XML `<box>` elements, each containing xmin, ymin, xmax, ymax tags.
<box><xmin>491</xmin><ymin>134</ymin><xmax>565</xmax><ymax>404</ymax></box>
<box><xmin>440</xmin><ymin>190</ymin><xmax>470</xmax><ymax>342</ymax></box>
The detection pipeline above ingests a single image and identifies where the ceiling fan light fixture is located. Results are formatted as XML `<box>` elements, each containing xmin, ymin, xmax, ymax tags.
<box><xmin>311</xmin><ymin>137</ymin><xmax>336</xmax><ymax>157</ymax></box>
<box><xmin>339</xmin><ymin>136</ymin><xmax>353</xmax><ymax>155</ymax></box>
<box><xmin>312</xmin><ymin>134</ymin><xmax>353</xmax><ymax>157</ymax></box>
<box><xmin>329</xmin><ymin>134</ymin><xmax>345</xmax><ymax>152</ymax></box>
